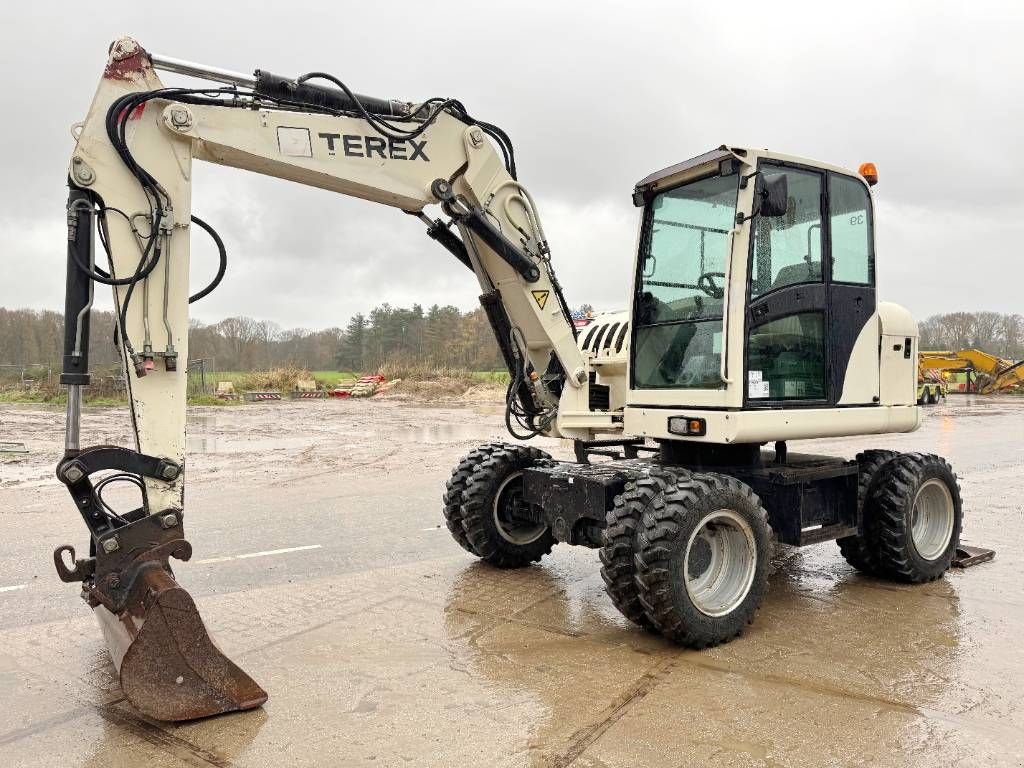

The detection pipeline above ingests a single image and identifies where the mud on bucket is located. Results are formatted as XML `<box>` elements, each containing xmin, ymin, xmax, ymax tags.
<box><xmin>94</xmin><ymin>565</ymin><xmax>268</xmax><ymax>721</ymax></box>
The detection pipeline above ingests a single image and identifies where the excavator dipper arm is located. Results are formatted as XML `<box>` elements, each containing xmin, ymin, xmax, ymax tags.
<box><xmin>57</xmin><ymin>38</ymin><xmax>616</xmax><ymax>721</ymax></box>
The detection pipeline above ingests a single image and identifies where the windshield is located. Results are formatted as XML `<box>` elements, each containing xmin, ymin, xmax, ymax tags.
<box><xmin>636</xmin><ymin>173</ymin><xmax>738</xmax><ymax>326</ymax></box>
<box><xmin>632</xmin><ymin>171</ymin><xmax>738</xmax><ymax>390</ymax></box>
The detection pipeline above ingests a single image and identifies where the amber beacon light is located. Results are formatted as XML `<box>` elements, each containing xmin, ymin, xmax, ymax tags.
<box><xmin>859</xmin><ymin>162</ymin><xmax>879</xmax><ymax>186</ymax></box>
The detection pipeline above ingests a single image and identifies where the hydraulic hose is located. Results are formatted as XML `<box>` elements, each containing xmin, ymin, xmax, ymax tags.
<box><xmin>188</xmin><ymin>215</ymin><xmax>227</xmax><ymax>304</ymax></box>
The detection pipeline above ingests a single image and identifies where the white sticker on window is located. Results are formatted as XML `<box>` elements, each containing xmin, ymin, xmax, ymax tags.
<box><xmin>713</xmin><ymin>332</ymin><xmax>722</xmax><ymax>354</ymax></box>
<box><xmin>749</xmin><ymin>380</ymin><xmax>770</xmax><ymax>398</ymax></box>
<box><xmin>277</xmin><ymin>127</ymin><xmax>313</xmax><ymax>158</ymax></box>
<box><xmin>748</xmin><ymin>370</ymin><xmax>763</xmax><ymax>382</ymax></box>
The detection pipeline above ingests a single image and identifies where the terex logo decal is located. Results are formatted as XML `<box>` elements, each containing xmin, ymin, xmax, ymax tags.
<box><xmin>317</xmin><ymin>133</ymin><xmax>430</xmax><ymax>161</ymax></box>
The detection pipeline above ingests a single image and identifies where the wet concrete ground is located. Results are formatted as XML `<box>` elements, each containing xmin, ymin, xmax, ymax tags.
<box><xmin>0</xmin><ymin>395</ymin><xmax>1022</xmax><ymax>767</ymax></box>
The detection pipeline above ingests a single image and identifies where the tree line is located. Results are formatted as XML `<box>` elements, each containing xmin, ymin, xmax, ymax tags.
<box><xmin>3</xmin><ymin>306</ymin><xmax>1020</xmax><ymax>377</ymax></box>
<box><xmin>0</xmin><ymin>303</ymin><xmax>504</xmax><ymax>374</ymax></box>
<box><xmin>918</xmin><ymin>312</ymin><xmax>1024</xmax><ymax>360</ymax></box>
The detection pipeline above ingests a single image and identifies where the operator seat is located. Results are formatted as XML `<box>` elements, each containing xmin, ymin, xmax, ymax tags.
<box><xmin>770</xmin><ymin>260</ymin><xmax>821</xmax><ymax>291</ymax></box>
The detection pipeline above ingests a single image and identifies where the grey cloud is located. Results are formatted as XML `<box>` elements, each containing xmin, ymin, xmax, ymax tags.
<box><xmin>1</xmin><ymin>1</ymin><xmax>1021</xmax><ymax>328</ymax></box>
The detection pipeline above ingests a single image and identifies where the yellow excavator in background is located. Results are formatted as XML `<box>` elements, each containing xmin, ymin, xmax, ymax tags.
<box><xmin>920</xmin><ymin>349</ymin><xmax>1024</xmax><ymax>394</ymax></box>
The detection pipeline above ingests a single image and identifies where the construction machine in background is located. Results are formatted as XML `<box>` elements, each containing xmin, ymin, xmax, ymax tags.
<box><xmin>55</xmin><ymin>39</ymin><xmax>987</xmax><ymax>722</ymax></box>
<box><xmin>920</xmin><ymin>349</ymin><xmax>1024</xmax><ymax>394</ymax></box>
<box><xmin>917</xmin><ymin>369</ymin><xmax>946</xmax><ymax>405</ymax></box>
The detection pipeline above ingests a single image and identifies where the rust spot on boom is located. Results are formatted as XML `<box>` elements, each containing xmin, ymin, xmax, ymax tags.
<box><xmin>104</xmin><ymin>38</ymin><xmax>149</xmax><ymax>82</ymax></box>
<box><xmin>104</xmin><ymin>52</ymin><xmax>147</xmax><ymax>81</ymax></box>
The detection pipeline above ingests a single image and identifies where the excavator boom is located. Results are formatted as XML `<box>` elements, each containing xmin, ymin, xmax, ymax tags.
<box><xmin>57</xmin><ymin>38</ymin><xmax>613</xmax><ymax>721</ymax></box>
<box><xmin>920</xmin><ymin>349</ymin><xmax>1024</xmax><ymax>394</ymax></box>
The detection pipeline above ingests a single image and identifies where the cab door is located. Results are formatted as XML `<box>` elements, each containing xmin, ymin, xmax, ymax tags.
<box><xmin>744</xmin><ymin>164</ymin><xmax>831</xmax><ymax>406</ymax></box>
<box><xmin>743</xmin><ymin>164</ymin><xmax>879</xmax><ymax>408</ymax></box>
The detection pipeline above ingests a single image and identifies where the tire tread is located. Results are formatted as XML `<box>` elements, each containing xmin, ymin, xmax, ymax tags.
<box><xmin>836</xmin><ymin>449</ymin><xmax>900</xmax><ymax>573</ymax></box>
<box><xmin>870</xmin><ymin>452</ymin><xmax>962</xmax><ymax>583</ymax></box>
<box><xmin>634</xmin><ymin>472</ymin><xmax>772</xmax><ymax>649</ymax></box>
<box><xmin>460</xmin><ymin>443</ymin><xmax>554</xmax><ymax>568</ymax></box>
<box><xmin>600</xmin><ymin>467</ymin><xmax>683</xmax><ymax>629</ymax></box>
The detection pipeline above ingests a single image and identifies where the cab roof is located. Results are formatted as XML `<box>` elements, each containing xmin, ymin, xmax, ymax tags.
<box><xmin>634</xmin><ymin>145</ymin><xmax>869</xmax><ymax>198</ymax></box>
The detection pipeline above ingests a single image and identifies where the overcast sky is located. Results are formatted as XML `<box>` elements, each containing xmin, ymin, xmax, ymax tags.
<box><xmin>1</xmin><ymin>2</ymin><xmax>1020</xmax><ymax>331</ymax></box>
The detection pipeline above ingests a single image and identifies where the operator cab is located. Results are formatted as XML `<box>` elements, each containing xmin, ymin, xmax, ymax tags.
<box><xmin>621</xmin><ymin>146</ymin><xmax>919</xmax><ymax>445</ymax></box>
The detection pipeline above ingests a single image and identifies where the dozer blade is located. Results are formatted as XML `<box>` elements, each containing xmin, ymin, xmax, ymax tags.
<box><xmin>93</xmin><ymin>563</ymin><xmax>267</xmax><ymax>721</ymax></box>
<box><xmin>952</xmin><ymin>544</ymin><xmax>995</xmax><ymax>568</ymax></box>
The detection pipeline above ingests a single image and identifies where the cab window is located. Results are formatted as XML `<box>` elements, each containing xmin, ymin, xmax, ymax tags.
<box><xmin>746</xmin><ymin>312</ymin><xmax>827</xmax><ymax>401</ymax></box>
<box><xmin>633</xmin><ymin>172</ymin><xmax>738</xmax><ymax>389</ymax></box>
<box><xmin>829</xmin><ymin>174</ymin><xmax>874</xmax><ymax>284</ymax></box>
<box><xmin>750</xmin><ymin>168</ymin><xmax>823</xmax><ymax>297</ymax></box>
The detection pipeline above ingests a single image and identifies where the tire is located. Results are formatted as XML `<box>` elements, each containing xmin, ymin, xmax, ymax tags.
<box><xmin>460</xmin><ymin>443</ymin><xmax>555</xmax><ymax>568</ymax></box>
<box><xmin>836</xmin><ymin>449</ymin><xmax>900</xmax><ymax>573</ymax></box>
<box><xmin>634</xmin><ymin>473</ymin><xmax>773</xmax><ymax>649</ymax></box>
<box><xmin>869</xmin><ymin>453</ymin><xmax>962</xmax><ymax>583</ymax></box>
<box><xmin>599</xmin><ymin>468</ymin><xmax>683</xmax><ymax>629</ymax></box>
<box><xmin>443</xmin><ymin>443</ymin><xmax>510</xmax><ymax>555</ymax></box>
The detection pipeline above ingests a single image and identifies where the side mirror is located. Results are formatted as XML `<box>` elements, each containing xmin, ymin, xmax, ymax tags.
<box><xmin>754</xmin><ymin>173</ymin><xmax>789</xmax><ymax>218</ymax></box>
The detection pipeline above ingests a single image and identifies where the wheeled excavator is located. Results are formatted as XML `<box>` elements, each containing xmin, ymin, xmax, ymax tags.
<box><xmin>54</xmin><ymin>38</ymin><xmax>985</xmax><ymax>723</ymax></box>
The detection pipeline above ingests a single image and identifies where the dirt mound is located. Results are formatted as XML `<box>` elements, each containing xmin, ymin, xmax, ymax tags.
<box><xmin>232</xmin><ymin>367</ymin><xmax>311</xmax><ymax>392</ymax></box>
<box><xmin>459</xmin><ymin>383</ymin><xmax>505</xmax><ymax>403</ymax></box>
<box><xmin>374</xmin><ymin>377</ymin><xmax>503</xmax><ymax>403</ymax></box>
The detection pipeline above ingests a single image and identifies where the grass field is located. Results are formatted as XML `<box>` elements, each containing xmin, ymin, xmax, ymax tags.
<box><xmin>468</xmin><ymin>371</ymin><xmax>511</xmax><ymax>385</ymax></box>
<box><xmin>0</xmin><ymin>390</ymin><xmax>126</xmax><ymax>407</ymax></box>
<box><xmin>207</xmin><ymin>369</ymin><xmax>509</xmax><ymax>389</ymax></box>
<box><xmin>0</xmin><ymin>367</ymin><xmax>510</xmax><ymax>406</ymax></box>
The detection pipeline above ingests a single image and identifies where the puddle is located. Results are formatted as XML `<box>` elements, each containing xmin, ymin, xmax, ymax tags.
<box><xmin>185</xmin><ymin>423</ymin><xmax>502</xmax><ymax>454</ymax></box>
<box><xmin>0</xmin><ymin>460</ymin><xmax>50</xmax><ymax>486</ymax></box>
<box><xmin>399</xmin><ymin>424</ymin><xmax>504</xmax><ymax>443</ymax></box>
<box><xmin>186</xmin><ymin>435</ymin><xmax>317</xmax><ymax>454</ymax></box>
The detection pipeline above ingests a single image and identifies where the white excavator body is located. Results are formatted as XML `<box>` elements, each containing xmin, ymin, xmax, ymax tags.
<box><xmin>51</xmin><ymin>38</ymin><xmax>980</xmax><ymax>723</ymax></box>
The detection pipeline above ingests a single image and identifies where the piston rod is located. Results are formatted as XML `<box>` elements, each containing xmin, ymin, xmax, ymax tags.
<box><xmin>150</xmin><ymin>52</ymin><xmax>256</xmax><ymax>88</ymax></box>
<box><xmin>149</xmin><ymin>51</ymin><xmax>406</xmax><ymax>116</ymax></box>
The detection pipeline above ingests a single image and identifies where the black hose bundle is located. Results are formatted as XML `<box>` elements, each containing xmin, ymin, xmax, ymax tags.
<box><xmin>85</xmin><ymin>68</ymin><xmax>528</xmax><ymax>383</ymax></box>
<box><xmin>503</xmin><ymin>328</ymin><xmax>557</xmax><ymax>440</ymax></box>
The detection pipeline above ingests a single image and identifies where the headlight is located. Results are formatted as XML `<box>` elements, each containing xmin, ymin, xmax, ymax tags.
<box><xmin>667</xmin><ymin>416</ymin><xmax>706</xmax><ymax>437</ymax></box>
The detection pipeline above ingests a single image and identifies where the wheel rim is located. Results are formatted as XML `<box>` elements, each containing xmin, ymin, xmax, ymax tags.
<box><xmin>911</xmin><ymin>478</ymin><xmax>955</xmax><ymax>560</ymax></box>
<box><xmin>683</xmin><ymin>509</ymin><xmax>757</xmax><ymax>617</ymax></box>
<box><xmin>492</xmin><ymin>471</ymin><xmax>546</xmax><ymax>545</ymax></box>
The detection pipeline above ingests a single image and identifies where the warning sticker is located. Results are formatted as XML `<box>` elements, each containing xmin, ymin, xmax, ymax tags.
<box><xmin>749</xmin><ymin>380</ymin><xmax>770</xmax><ymax>399</ymax></box>
<box><xmin>531</xmin><ymin>290</ymin><xmax>550</xmax><ymax>310</ymax></box>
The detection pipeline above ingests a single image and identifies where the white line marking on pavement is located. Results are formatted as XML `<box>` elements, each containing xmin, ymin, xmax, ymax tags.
<box><xmin>194</xmin><ymin>544</ymin><xmax>322</xmax><ymax>565</ymax></box>
<box><xmin>0</xmin><ymin>584</ymin><xmax>28</xmax><ymax>593</ymax></box>
<box><xmin>236</xmin><ymin>544</ymin><xmax>323</xmax><ymax>560</ymax></box>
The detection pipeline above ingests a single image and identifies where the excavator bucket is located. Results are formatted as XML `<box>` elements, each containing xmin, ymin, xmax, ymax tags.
<box><xmin>93</xmin><ymin>564</ymin><xmax>268</xmax><ymax>721</ymax></box>
<box><xmin>54</xmin><ymin>504</ymin><xmax>267</xmax><ymax>723</ymax></box>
